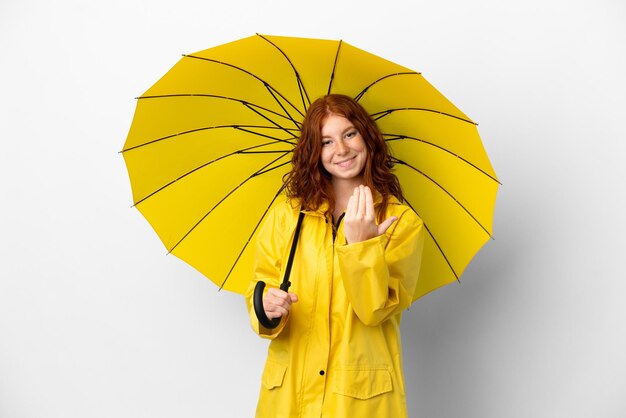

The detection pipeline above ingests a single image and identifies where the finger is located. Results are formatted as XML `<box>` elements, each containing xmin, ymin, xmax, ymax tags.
<box><xmin>264</xmin><ymin>297</ymin><xmax>290</xmax><ymax>318</ymax></box>
<box><xmin>377</xmin><ymin>216</ymin><xmax>398</xmax><ymax>235</ymax></box>
<box><xmin>264</xmin><ymin>288</ymin><xmax>288</xmax><ymax>309</ymax></box>
<box><xmin>266</xmin><ymin>310</ymin><xmax>282</xmax><ymax>319</ymax></box>
<box><xmin>268</xmin><ymin>291</ymin><xmax>297</xmax><ymax>317</ymax></box>
<box><xmin>271</xmin><ymin>294</ymin><xmax>291</xmax><ymax>309</ymax></box>
<box><xmin>266</xmin><ymin>306</ymin><xmax>289</xmax><ymax>319</ymax></box>
<box><xmin>364</xmin><ymin>186</ymin><xmax>374</xmax><ymax>220</ymax></box>
<box><xmin>345</xmin><ymin>190</ymin><xmax>356</xmax><ymax>218</ymax></box>
<box><xmin>264</xmin><ymin>300</ymin><xmax>281</xmax><ymax>318</ymax></box>
<box><xmin>357</xmin><ymin>185</ymin><xmax>366</xmax><ymax>218</ymax></box>
<box><xmin>266</xmin><ymin>288</ymin><xmax>289</xmax><ymax>300</ymax></box>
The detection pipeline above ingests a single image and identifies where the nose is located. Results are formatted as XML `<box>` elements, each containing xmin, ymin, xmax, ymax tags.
<box><xmin>335</xmin><ymin>139</ymin><xmax>348</xmax><ymax>155</ymax></box>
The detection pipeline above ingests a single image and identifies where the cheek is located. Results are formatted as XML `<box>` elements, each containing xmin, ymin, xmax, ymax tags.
<box><xmin>357</xmin><ymin>142</ymin><xmax>368</xmax><ymax>157</ymax></box>
<box><xmin>355</xmin><ymin>136</ymin><xmax>367</xmax><ymax>152</ymax></box>
<box><xmin>319</xmin><ymin>150</ymin><xmax>333</xmax><ymax>173</ymax></box>
<box><xmin>320</xmin><ymin>148</ymin><xmax>331</xmax><ymax>163</ymax></box>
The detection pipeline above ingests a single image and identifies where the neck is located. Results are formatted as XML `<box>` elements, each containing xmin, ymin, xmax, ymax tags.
<box><xmin>331</xmin><ymin>176</ymin><xmax>363</xmax><ymax>217</ymax></box>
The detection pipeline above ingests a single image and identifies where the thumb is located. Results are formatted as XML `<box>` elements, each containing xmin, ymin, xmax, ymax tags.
<box><xmin>377</xmin><ymin>216</ymin><xmax>398</xmax><ymax>235</ymax></box>
<box><xmin>288</xmin><ymin>292</ymin><xmax>299</xmax><ymax>303</ymax></box>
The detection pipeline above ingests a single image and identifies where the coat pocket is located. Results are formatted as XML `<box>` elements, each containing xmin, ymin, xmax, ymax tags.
<box><xmin>261</xmin><ymin>359</ymin><xmax>288</xmax><ymax>390</ymax></box>
<box><xmin>332</xmin><ymin>366</ymin><xmax>393</xmax><ymax>399</ymax></box>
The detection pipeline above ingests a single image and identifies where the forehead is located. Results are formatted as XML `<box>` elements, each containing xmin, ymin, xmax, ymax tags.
<box><xmin>321</xmin><ymin>114</ymin><xmax>354</xmax><ymax>136</ymax></box>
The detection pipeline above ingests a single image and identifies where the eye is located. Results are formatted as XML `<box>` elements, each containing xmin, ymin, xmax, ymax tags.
<box><xmin>322</xmin><ymin>139</ymin><xmax>333</xmax><ymax>146</ymax></box>
<box><xmin>345</xmin><ymin>130</ymin><xmax>357</xmax><ymax>139</ymax></box>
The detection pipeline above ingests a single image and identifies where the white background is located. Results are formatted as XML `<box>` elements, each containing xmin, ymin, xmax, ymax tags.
<box><xmin>1</xmin><ymin>0</ymin><xmax>625</xmax><ymax>417</ymax></box>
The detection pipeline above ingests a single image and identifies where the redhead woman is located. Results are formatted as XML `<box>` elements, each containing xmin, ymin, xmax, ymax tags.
<box><xmin>246</xmin><ymin>94</ymin><xmax>425</xmax><ymax>418</ymax></box>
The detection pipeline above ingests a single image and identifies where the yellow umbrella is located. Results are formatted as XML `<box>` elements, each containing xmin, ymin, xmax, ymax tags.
<box><xmin>122</xmin><ymin>34</ymin><xmax>499</xmax><ymax>300</ymax></box>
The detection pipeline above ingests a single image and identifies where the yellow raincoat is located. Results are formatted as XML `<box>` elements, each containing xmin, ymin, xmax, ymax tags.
<box><xmin>246</xmin><ymin>195</ymin><xmax>425</xmax><ymax>418</ymax></box>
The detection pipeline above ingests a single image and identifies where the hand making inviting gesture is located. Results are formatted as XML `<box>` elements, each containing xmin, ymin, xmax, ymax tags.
<box><xmin>343</xmin><ymin>185</ymin><xmax>398</xmax><ymax>244</ymax></box>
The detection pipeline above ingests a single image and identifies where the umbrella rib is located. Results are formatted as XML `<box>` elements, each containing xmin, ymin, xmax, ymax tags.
<box><xmin>168</xmin><ymin>152</ymin><xmax>291</xmax><ymax>255</ymax></box>
<box><xmin>136</xmin><ymin>93</ymin><xmax>296</xmax><ymax>124</ymax></box>
<box><xmin>327</xmin><ymin>40</ymin><xmax>342</xmax><ymax>95</ymax></box>
<box><xmin>132</xmin><ymin>144</ymin><xmax>290</xmax><ymax>207</ymax></box>
<box><xmin>372</xmin><ymin>108</ymin><xmax>475</xmax><ymax>125</ymax></box>
<box><xmin>243</xmin><ymin>102</ymin><xmax>301</xmax><ymax>135</ymax></box>
<box><xmin>121</xmin><ymin>125</ymin><xmax>297</xmax><ymax>153</ymax></box>
<box><xmin>258</xmin><ymin>86</ymin><xmax>302</xmax><ymax>129</ymax></box>
<box><xmin>218</xmin><ymin>183</ymin><xmax>287</xmax><ymax>291</ymax></box>
<box><xmin>394</xmin><ymin>157</ymin><xmax>494</xmax><ymax>239</ymax></box>
<box><xmin>252</xmin><ymin>160</ymin><xmax>292</xmax><ymax>177</ymax></box>
<box><xmin>404</xmin><ymin>200</ymin><xmax>460</xmax><ymax>282</ymax></box>
<box><xmin>236</xmin><ymin>126</ymin><xmax>297</xmax><ymax>143</ymax></box>
<box><xmin>354</xmin><ymin>72</ymin><xmax>420</xmax><ymax>102</ymax></box>
<box><xmin>384</xmin><ymin>134</ymin><xmax>501</xmax><ymax>184</ymax></box>
<box><xmin>257</xmin><ymin>34</ymin><xmax>311</xmax><ymax>110</ymax></box>
<box><xmin>238</xmin><ymin>150</ymin><xmax>293</xmax><ymax>154</ymax></box>
<box><xmin>184</xmin><ymin>54</ymin><xmax>305</xmax><ymax>119</ymax></box>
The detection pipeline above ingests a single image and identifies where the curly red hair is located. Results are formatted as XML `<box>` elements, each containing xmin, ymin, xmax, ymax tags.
<box><xmin>284</xmin><ymin>94</ymin><xmax>403</xmax><ymax>223</ymax></box>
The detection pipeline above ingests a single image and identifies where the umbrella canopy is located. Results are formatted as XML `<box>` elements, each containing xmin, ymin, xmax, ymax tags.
<box><xmin>122</xmin><ymin>34</ymin><xmax>499</xmax><ymax>300</ymax></box>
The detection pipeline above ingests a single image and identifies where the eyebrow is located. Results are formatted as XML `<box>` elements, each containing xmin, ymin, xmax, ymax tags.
<box><xmin>321</xmin><ymin>125</ymin><xmax>357</xmax><ymax>139</ymax></box>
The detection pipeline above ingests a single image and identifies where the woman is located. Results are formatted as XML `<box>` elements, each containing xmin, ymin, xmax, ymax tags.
<box><xmin>246</xmin><ymin>94</ymin><xmax>425</xmax><ymax>418</ymax></box>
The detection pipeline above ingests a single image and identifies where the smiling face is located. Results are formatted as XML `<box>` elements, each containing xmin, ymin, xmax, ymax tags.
<box><xmin>320</xmin><ymin>114</ymin><xmax>368</xmax><ymax>186</ymax></box>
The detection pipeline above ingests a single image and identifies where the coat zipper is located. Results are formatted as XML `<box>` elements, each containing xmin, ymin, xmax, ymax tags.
<box><xmin>331</xmin><ymin>213</ymin><xmax>345</xmax><ymax>242</ymax></box>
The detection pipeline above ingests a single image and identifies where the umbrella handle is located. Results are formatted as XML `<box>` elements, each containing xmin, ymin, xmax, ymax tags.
<box><xmin>253</xmin><ymin>212</ymin><xmax>303</xmax><ymax>330</ymax></box>
<box><xmin>253</xmin><ymin>280</ymin><xmax>284</xmax><ymax>329</ymax></box>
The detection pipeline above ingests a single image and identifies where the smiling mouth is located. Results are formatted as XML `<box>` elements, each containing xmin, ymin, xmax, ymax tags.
<box><xmin>335</xmin><ymin>156</ymin><xmax>356</xmax><ymax>167</ymax></box>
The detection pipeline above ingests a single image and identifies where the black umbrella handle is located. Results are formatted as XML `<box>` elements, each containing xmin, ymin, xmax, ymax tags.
<box><xmin>253</xmin><ymin>279</ymin><xmax>291</xmax><ymax>329</ymax></box>
<box><xmin>253</xmin><ymin>212</ymin><xmax>304</xmax><ymax>330</ymax></box>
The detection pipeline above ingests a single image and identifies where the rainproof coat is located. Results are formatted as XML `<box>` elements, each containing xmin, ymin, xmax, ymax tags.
<box><xmin>246</xmin><ymin>194</ymin><xmax>425</xmax><ymax>418</ymax></box>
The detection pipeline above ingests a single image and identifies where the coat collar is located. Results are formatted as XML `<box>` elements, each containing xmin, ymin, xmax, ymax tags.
<box><xmin>298</xmin><ymin>191</ymin><xmax>401</xmax><ymax>218</ymax></box>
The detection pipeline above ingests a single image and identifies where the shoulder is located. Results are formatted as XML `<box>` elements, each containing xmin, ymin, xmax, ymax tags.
<box><xmin>387</xmin><ymin>197</ymin><xmax>422</xmax><ymax>223</ymax></box>
<box><xmin>265</xmin><ymin>196</ymin><xmax>302</xmax><ymax>228</ymax></box>
<box><xmin>386</xmin><ymin>198</ymin><xmax>423</xmax><ymax>237</ymax></box>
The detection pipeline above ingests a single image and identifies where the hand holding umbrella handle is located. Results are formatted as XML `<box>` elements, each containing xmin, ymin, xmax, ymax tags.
<box><xmin>253</xmin><ymin>279</ymin><xmax>291</xmax><ymax>329</ymax></box>
<box><xmin>253</xmin><ymin>212</ymin><xmax>304</xmax><ymax>330</ymax></box>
